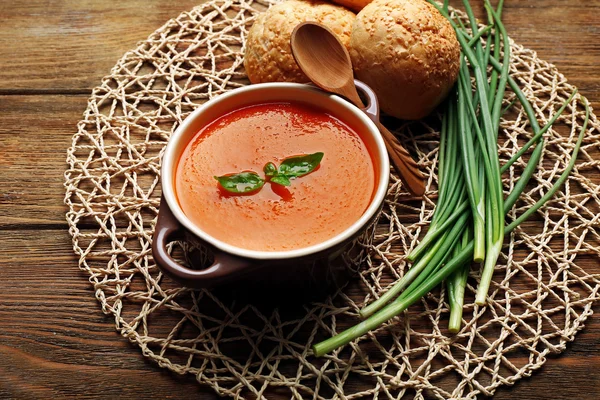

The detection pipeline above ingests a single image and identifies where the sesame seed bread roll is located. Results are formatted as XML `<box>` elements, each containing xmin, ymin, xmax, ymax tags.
<box><xmin>244</xmin><ymin>0</ymin><xmax>356</xmax><ymax>84</ymax></box>
<box><xmin>330</xmin><ymin>0</ymin><xmax>373</xmax><ymax>12</ymax></box>
<box><xmin>349</xmin><ymin>0</ymin><xmax>460</xmax><ymax>120</ymax></box>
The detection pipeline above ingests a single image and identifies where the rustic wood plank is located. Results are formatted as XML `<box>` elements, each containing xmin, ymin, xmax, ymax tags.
<box><xmin>0</xmin><ymin>229</ymin><xmax>599</xmax><ymax>398</ymax></box>
<box><xmin>0</xmin><ymin>228</ymin><xmax>215</xmax><ymax>399</ymax></box>
<box><xmin>1</xmin><ymin>0</ymin><xmax>600</xmax><ymax>398</ymax></box>
<box><xmin>0</xmin><ymin>0</ymin><xmax>203</xmax><ymax>92</ymax></box>
<box><xmin>0</xmin><ymin>0</ymin><xmax>598</xmax><ymax>98</ymax></box>
<box><xmin>0</xmin><ymin>95</ymin><xmax>87</xmax><ymax>227</ymax></box>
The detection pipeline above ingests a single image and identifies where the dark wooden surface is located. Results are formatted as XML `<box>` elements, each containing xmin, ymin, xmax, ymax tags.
<box><xmin>1</xmin><ymin>0</ymin><xmax>599</xmax><ymax>398</ymax></box>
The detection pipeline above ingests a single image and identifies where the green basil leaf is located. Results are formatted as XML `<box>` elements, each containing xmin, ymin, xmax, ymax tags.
<box><xmin>278</xmin><ymin>152</ymin><xmax>324</xmax><ymax>178</ymax></box>
<box><xmin>214</xmin><ymin>172</ymin><xmax>264</xmax><ymax>193</ymax></box>
<box><xmin>263</xmin><ymin>162</ymin><xmax>277</xmax><ymax>177</ymax></box>
<box><xmin>270</xmin><ymin>174</ymin><xmax>291</xmax><ymax>186</ymax></box>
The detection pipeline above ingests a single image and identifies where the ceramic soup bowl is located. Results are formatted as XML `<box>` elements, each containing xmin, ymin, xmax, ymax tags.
<box><xmin>153</xmin><ymin>81</ymin><xmax>389</xmax><ymax>291</ymax></box>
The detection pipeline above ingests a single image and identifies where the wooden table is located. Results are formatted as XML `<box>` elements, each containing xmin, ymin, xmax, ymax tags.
<box><xmin>1</xmin><ymin>0</ymin><xmax>598</xmax><ymax>398</ymax></box>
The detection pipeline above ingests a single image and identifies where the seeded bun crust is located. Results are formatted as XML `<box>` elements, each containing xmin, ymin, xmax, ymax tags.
<box><xmin>349</xmin><ymin>0</ymin><xmax>460</xmax><ymax>120</ymax></box>
<box><xmin>244</xmin><ymin>0</ymin><xmax>356</xmax><ymax>84</ymax></box>
<box><xmin>329</xmin><ymin>0</ymin><xmax>373</xmax><ymax>12</ymax></box>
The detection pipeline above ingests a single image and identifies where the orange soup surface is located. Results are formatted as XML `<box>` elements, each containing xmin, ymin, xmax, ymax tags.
<box><xmin>175</xmin><ymin>102</ymin><xmax>376</xmax><ymax>251</ymax></box>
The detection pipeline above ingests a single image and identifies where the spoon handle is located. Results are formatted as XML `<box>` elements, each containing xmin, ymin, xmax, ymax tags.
<box><xmin>340</xmin><ymin>84</ymin><xmax>425</xmax><ymax>196</ymax></box>
<box><xmin>376</xmin><ymin>122</ymin><xmax>426</xmax><ymax>196</ymax></box>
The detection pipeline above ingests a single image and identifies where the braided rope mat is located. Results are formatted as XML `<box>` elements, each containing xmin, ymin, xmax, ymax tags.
<box><xmin>64</xmin><ymin>1</ymin><xmax>600</xmax><ymax>398</ymax></box>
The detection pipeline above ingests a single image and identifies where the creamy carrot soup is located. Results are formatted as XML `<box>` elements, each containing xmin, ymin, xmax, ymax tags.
<box><xmin>175</xmin><ymin>102</ymin><xmax>375</xmax><ymax>251</ymax></box>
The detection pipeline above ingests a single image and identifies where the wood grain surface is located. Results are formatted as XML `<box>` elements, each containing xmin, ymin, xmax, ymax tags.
<box><xmin>0</xmin><ymin>0</ymin><xmax>599</xmax><ymax>398</ymax></box>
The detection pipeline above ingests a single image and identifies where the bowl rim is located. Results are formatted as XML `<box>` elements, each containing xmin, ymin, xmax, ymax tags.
<box><xmin>161</xmin><ymin>82</ymin><xmax>390</xmax><ymax>260</ymax></box>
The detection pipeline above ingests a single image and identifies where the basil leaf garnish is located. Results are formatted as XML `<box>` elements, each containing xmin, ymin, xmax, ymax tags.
<box><xmin>213</xmin><ymin>153</ymin><xmax>323</xmax><ymax>194</ymax></box>
<box><xmin>263</xmin><ymin>162</ymin><xmax>277</xmax><ymax>177</ymax></box>
<box><xmin>270</xmin><ymin>174</ymin><xmax>291</xmax><ymax>186</ymax></box>
<box><xmin>278</xmin><ymin>152</ymin><xmax>324</xmax><ymax>178</ymax></box>
<box><xmin>214</xmin><ymin>172</ymin><xmax>265</xmax><ymax>193</ymax></box>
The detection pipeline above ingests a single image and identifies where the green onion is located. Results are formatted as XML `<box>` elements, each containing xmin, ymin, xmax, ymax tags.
<box><xmin>455</xmin><ymin>29</ymin><xmax>505</xmax><ymax>305</ymax></box>
<box><xmin>409</xmin><ymin>98</ymin><xmax>463</xmax><ymax>262</ymax></box>
<box><xmin>365</xmin><ymin>96</ymin><xmax>467</xmax><ymax>319</ymax></box>
<box><xmin>506</xmin><ymin>98</ymin><xmax>589</xmax><ymax>231</ymax></box>
<box><xmin>356</xmin><ymin>87</ymin><xmax>576</xmax><ymax>343</ymax></box>
<box><xmin>362</xmin><ymin>69</ymin><xmax>576</xmax><ymax>322</ymax></box>
<box><xmin>468</xmin><ymin>25</ymin><xmax>492</xmax><ymax>47</ymax></box>
<box><xmin>501</xmin><ymin>97</ymin><xmax>518</xmax><ymax>116</ymax></box>
<box><xmin>486</xmin><ymin>3</ymin><xmax>510</xmax><ymax>135</ymax></box>
<box><xmin>501</xmin><ymin>90</ymin><xmax>578</xmax><ymax>173</ymax></box>
<box><xmin>311</xmin><ymin>0</ymin><xmax>590</xmax><ymax>358</ymax></box>
<box><xmin>457</xmin><ymin>58</ymin><xmax>486</xmax><ymax>263</ymax></box>
<box><xmin>447</xmin><ymin>227</ymin><xmax>472</xmax><ymax>333</ymax></box>
<box><xmin>313</xmin><ymin>97</ymin><xmax>589</xmax><ymax>357</ymax></box>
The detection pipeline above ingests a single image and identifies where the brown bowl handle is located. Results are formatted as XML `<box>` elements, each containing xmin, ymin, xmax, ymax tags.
<box><xmin>354</xmin><ymin>80</ymin><xmax>380</xmax><ymax>124</ymax></box>
<box><xmin>152</xmin><ymin>195</ymin><xmax>253</xmax><ymax>288</ymax></box>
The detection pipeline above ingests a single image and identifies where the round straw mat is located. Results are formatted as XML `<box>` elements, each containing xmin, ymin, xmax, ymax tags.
<box><xmin>64</xmin><ymin>1</ymin><xmax>600</xmax><ymax>398</ymax></box>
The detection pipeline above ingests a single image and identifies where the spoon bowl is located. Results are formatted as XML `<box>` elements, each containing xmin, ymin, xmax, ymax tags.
<box><xmin>291</xmin><ymin>22</ymin><xmax>425</xmax><ymax>196</ymax></box>
<box><xmin>291</xmin><ymin>23</ymin><xmax>360</xmax><ymax>104</ymax></box>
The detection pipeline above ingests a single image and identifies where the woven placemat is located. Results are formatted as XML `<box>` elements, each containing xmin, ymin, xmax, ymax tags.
<box><xmin>64</xmin><ymin>1</ymin><xmax>600</xmax><ymax>398</ymax></box>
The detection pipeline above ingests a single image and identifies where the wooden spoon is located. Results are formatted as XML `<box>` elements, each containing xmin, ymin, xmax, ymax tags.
<box><xmin>290</xmin><ymin>22</ymin><xmax>425</xmax><ymax>197</ymax></box>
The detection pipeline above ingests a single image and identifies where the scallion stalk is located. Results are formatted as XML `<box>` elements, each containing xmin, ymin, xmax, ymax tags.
<box><xmin>312</xmin><ymin>0</ymin><xmax>590</xmax><ymax>358</ymax></box>
<box><xmin>447</xmin><ymin>227</ymin><xmax>472</xmax><ymax>333</ymax></box>
<box><xmin>409</xmin><ymin>96</ymin><xmax>463</xmax><ymax>262</ymax></box>
<box><xmin>361</xmin><ymin>74</ymin><xmax>576</xmax><ymax>321</ymax></box>
<box><xmin>501</xmin><ymin>90</ymin><xmax>578</xmax><ymax>173</ymax></box>
<box><xmin>457</xmin><ymin>58</ymin><xmax>487</xmax><ymax>263</ymax></box>
<box><xmin>360</xmin><ymin>210</ymin><xmax>469</xmax><ymax>319</ymax></box>
<box><xmin>313</xmin><ymin>98</ymin><xmax>589</xmax><ymax>357</ymax></box>
<box><xmin>455</xmin><ymin>28</ymin><xmax>505</xmax><ymax>306</ymax></box>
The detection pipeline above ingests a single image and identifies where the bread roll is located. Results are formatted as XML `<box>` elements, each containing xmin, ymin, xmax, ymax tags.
<box><xmin>244</xmin><ymin>0</ymin><xmax>356</xmax><ymax>84</ymax></box>
<box><xmin>329</xmin><ymin>0</ymin><xmax>373</xmax><ymax>12</ymax></box>
<box><xmin>349</xmin><ymin>0</ymin><xmax>460</xmax><ymax>120</ymax></box>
